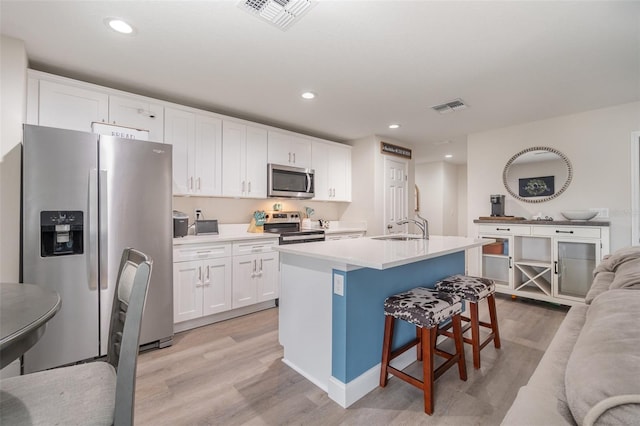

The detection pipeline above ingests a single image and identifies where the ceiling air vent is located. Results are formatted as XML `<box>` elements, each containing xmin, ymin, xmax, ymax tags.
<box><xmin>238</xmin><ymin>0</ymin><xmax>313</xmax><ymax>30</ymax></box>
<box><xmin>431</xmin><ymin>98</ymin><xmax>468</xmax><ymax>114</ymax></box>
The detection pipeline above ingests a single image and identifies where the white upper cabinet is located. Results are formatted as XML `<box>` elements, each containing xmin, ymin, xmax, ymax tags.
<box><xmin>222</xmin><ymin>121</ymin><xmax>268</xmax><ymax>198</ymax></box>
<box><xmin>312</xmin><ymin>141</ymin><xmax>352</xmax><ymax>202</ymax></box>
<box><xmin>38</xmin><ymin>80</ymin><xmax>109</xmax><ymax>133</ymax></box>
<box><xmin>165</xmin><ymin>107</ymin><xmax>222</xmax><ymax>196</ymax></box>
<box><xmin>30</xmin><ymin>72</ymin><xmax>164</xmax><ymax>142</ymax></box>
<box><xmin>268</xmin><ymin>130</ymin><xmax>312</xmax><ymax>168</ymax></box>
<box><xmin>108</xmin><ymin>95</ymin><xmax>164</xmax><ymax>142</ymax></box>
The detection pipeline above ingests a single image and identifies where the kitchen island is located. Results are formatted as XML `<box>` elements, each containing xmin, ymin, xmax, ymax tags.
<box><xmin>274</xmin><ymin>235</ymin><xmax>491</xmax><ymax>407</ymax></box>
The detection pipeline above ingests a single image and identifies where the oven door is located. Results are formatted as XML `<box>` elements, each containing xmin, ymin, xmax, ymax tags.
<box><xmin>268</xmin><ymin>164</ymin><xmax>314</xmax><ymax>199</ymax></box>
<box><xmin>279</xmin><ymin>230</ymin><xmax>325</xmax><ymax>245</ymax></box>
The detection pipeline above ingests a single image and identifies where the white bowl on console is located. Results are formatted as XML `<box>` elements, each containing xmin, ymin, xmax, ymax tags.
<box><xmin>560</xmin><ymin>210</ymin><xmax>598</xmax><ymax>221</ymax></box>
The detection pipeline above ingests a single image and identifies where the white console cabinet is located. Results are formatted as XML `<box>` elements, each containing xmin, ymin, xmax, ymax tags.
<box><xmin>477</xmin><ymin>221</ymin><xmax>610</xmax><ymax>305</ymax></box>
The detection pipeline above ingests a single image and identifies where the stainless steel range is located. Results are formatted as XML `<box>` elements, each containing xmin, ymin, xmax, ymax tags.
<box><xmin>263</xmin><ymin>211</ymin><xmax>325</xmax><ymax>244</ymax></box>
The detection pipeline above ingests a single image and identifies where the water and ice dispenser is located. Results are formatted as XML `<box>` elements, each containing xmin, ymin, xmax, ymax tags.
<box><xmin>40</xmin><ymin>210</ymin><xmax>84</xmax><ymax>257</ymax></box>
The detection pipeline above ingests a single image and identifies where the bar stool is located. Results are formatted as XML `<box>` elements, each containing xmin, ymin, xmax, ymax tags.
<box><xmin>380</xmin><ymin>287</ymin><xmax>467</xmax><ymax>415</ymax></box>
<box><xmin>435</xmin><ymin>274</ymin><xmax>501</xmax><ymax>369</ymax></box>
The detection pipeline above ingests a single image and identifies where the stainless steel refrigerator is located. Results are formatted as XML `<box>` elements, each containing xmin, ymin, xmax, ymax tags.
<box><xmin>22</xmin><ymin>124</ymin><xmax>173</xmax><ymax>373</ymax></box>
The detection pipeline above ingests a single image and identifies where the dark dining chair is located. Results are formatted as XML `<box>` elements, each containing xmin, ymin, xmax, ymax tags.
<box><xmin>0</xmin><ymin>248</ymin><xmax>153</xmax><ymax>426</ymax></box>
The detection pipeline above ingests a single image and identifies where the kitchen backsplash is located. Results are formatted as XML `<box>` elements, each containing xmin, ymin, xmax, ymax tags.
<box><xmin>173</xmin><ymin>196</ymin><xmax>347</xmax><ymax>224</ymax></box>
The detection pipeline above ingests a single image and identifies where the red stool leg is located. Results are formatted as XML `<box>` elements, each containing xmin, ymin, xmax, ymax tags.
<box><xmin>380</xmin><ymin>315</ymin><xmax>394</xmax><ymax>387</ymax></box>
<box><xmin>469</xmin><ymin>301</ymin><xmax>481</xmax><ymax>369</ymax></box>
<box><xmin>422</xmin><ymin>326</ymin><xmax>436</xmax><ymax>415</ymax></box>
<box><xmin>487</xmin><ymin>294</ymin><xmax>501</xmax><ymax>349</ymax></box>
<box><xmin>451</xmin><ymin>313</ymin><xmax>467</xmax><ymax>381</ymax></box>
<box><xmin>416</xmin><ymin>325</ymin><xmax>423</xmax><ymax>361</ymax></box>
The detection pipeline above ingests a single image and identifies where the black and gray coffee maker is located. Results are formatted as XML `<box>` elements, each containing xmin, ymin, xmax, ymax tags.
<box><xmin>490</xmin><ymin>194</ymin><xmax>506</xmax><ymax>217</ymax></box>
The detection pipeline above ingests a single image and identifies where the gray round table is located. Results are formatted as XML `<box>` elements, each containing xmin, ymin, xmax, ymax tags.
<box><xmin>0</xmin><ymin>283</ymin><xmax>61</xmax><ymax>369</ymax></box>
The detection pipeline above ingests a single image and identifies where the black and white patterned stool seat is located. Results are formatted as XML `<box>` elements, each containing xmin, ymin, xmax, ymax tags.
<box><xmin>435</xmin><ymin>274</ymin><xmax>495</xmax><ymax>302</ymax></box>
<box><xmin>384</xmin><ymin>287</ymin><xmax>462</xmax><ymax>329</ymax></box>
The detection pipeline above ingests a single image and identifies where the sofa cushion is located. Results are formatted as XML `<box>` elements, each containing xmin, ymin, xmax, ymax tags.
<box><xmin>584</xmin><ymin>271</ymin><xmax>614</xmax><ymax>304</ymax></box>
<box><xmin>593</xmin><ymin>246</ymin><xmax>640</xmax><ymax>275</ymax></box>
<box><xmin>564</xmin><ymin>289</ymin><xmax>640</xmax><ymax>425</ymax></box>
<box><xmin>609</xmin><ymin>258</ymin><xmax>640</xmax><ymax>290</ymax></box>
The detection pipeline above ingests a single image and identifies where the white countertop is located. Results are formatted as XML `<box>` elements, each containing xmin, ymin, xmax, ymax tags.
<box><xmin>173</xmin><ymin>223</ymin><xmax>279</xmax><ymax>245</ymax></box>
<box><xmin>274</xmin><ymin>235</ymin><xmax>493</xmax><ymax>270</ymax></box>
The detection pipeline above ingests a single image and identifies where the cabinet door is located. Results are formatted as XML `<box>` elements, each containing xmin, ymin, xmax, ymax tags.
<box><xmin>222</xmin><ymin>120</ymin><xmax>246</xmax><ymax>197</ymax></box>
<box><xmin>232</xmin><ymin>255</ymin><xmax>258</xmax><ymax>308</ymax></box>
<box><xmin>480</xmin><ymin>235</ymin><xmax>514</xmax><ymax>289</ymax></box>
<box><xmin>38</xmin><ymin>80</ymin><xmax>109</xmax><ymax>132</ymax></box>
<box><xmin>202</xmin><ymin>257</ymin><xmax>232</xmax><ymax>316</ymax></box>
<box><xmin>553</xmin><ymin>238</ymin><xmax>600</xmax><ymax>301</ymax></box>
<box><xmin>268</xmin><ymin>130</ymin><xmax>294</xmax><ymax>165</ymax></box>
<box><xmin>195</xmin><ymin>114</ymin><xmax>223</xmax><ymax>196</ymax></box>
<box><xmin>108</xmin><ymin>95</ymin><xmax>164</xmax><ymax>142</ymax></box>
<box><xmin>256</xmin><ymin>252</ymin><xmax>279</xmax><ymax>302</ymax></box>
<box><xmin>311</xmin><ymin>142</ymin><xmax>330</xmax><ymax>201</ymax></box>
<box><xmin>291</xmin><ymin>136</ymin><xmax>312</xmax><ymax>168</ymax></box>
<box><xmin>173</xmin><ymin>260</ymin><xmax>203</xmax><ymax>323</ymax></box>
<box><xmin>165</xmin><ymin>107</ymin><xmax>195</xmax><ymax>195</ymax></box>
<box><xmin>328</xmin><ymin>143</ymin><xmax>351</xmax><ymax>201</ymax></box>
<box><xmin>245</xmin><ymin>126</ymin><xmax>268</xmax><ymax>198</ymax></box>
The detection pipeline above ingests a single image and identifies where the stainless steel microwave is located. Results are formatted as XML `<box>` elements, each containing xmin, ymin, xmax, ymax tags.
<box><xmin>267</xmin><ymin>163</ymin><xmax>314</xmax><ymax>199</ymax></box>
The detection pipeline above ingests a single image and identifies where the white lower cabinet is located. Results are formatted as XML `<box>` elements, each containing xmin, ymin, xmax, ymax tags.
<box><xmin>173</xmin><ymin>238</ymin><xmax>279</xmax><ymax>329</ymax></box>
<box><xmin>478</xmin><ymin>222</ymin><xmax>609</xmax><ymax>305</ymax></box>
<box><xmin>173</xmin><ymin>242</ymin><xmax>232</xmax><ymax>324</ymax></box>
<box><xmin>232</xmin><ymin>239</ymin><xmax>279</xmax><ymax>308</ymax></box>
<box><xmin>232</xmin><ymin>252</ymin><xmax>279</xmax><ymax>308</ymax></box>
<box><xmin>325</xmin><ymin>231</ymin><xmax>365</xmax><ymax>240</ymax></box>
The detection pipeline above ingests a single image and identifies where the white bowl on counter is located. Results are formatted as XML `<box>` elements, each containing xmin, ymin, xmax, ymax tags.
<box><xmin>560</xmin><ymin>210</ymin><xmax>598</xmax><ymax>221</ymax></box>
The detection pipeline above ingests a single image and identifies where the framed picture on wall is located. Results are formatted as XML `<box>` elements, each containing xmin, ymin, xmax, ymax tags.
<box><xmin>519</xmin><ymin>176</ymin><xmax>555</xmax><ymax>198</ymax></box>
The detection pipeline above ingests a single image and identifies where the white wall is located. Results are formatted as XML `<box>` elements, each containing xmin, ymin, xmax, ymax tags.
<box><xmin>1</xmin><ymin>35</ymin><xmax>27</xmax><ymax>281</ymax></box>
<box><xmin>457</xmin><ymin>165</ymin><xmax>468</xmax><ymax>236</ymax></box>
<box><xmin>467</xmin><ymin>101</ymin><xmax>640</xmax><ymax>251</ymax></box>
<box><xmin>415</xmin><ymin>161</ymin><xmax>463</xmax><ymax>236</ymax></box>
<box><xmin>341</xmin><ymin>135</ymin><xmax>414</xmax><ymax>236</ymax></box>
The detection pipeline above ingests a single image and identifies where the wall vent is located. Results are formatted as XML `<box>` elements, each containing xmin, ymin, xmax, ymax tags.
<box><xmin>431</xmin><ymin>98</ymin><xmax>468</xmax><ymax>114</ymax></box>
<box><xmin>238</xmin><ymin>0</ymin><xmax>313</xmax><ymax>30</ymax></box>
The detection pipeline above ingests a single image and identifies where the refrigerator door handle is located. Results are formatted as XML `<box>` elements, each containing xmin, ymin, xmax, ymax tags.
<box><xmin>88</xmin><ymin>168</ymin><xmax>99</xmax><ymax>290</ymax></box>
<box><xmin>99</xmin><ymin>169</ymin><xmax>108</xmax><ymax>290</ymax></box>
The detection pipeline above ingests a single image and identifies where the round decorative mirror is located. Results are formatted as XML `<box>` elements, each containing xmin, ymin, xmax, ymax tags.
<box><xmin>502</xmin><ymin>147</ymin><xmax>572</xmax><ymax>203</ymax></box>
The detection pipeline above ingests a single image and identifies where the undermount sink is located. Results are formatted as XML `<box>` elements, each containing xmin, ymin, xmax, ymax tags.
<box><xmin>372</xmin><ymin>235</ymin><xmax>424</xmax><ymax>241</ymax></box>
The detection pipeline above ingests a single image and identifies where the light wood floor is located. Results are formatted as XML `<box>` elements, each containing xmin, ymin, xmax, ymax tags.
<box><xmin>134</xmin><ymin>294</ymin><xmax>568</xmax><ymax>425</ymax></box>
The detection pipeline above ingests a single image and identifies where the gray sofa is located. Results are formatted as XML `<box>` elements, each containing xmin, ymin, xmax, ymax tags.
<box><xmin>502</xmin><ymin>246</ymin><xmax>640</xmax><ymax>426</ymax></box>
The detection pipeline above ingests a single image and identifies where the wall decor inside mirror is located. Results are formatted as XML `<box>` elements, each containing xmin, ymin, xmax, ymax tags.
<box><xmin>503</xmin><ymin>147</ymin><xmax>572</xmax><ymax>203</ymax></box>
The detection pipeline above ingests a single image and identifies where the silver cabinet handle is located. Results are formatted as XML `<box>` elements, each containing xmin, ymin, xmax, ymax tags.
<box><xmin>204</xmin><ymin>265</ymin><xmax>211</xmax><ymax>286</ymax></box>
<box><xmin>288</xmin><ymin>152</ymin><xmax>291</xmax><ymax>163</ymax></box>
<box><xmin>190</xmin><ymin>176</ymin><xmax>194</xmax><ymax>190</ymax></box>
<box><xmin>293</xmin><ymin>152</ymin><xmax>296</xmax><ymax>163</ymax></box>
<box><xmin>248</xmin><ymin>181</ymin><xmax>251</xmax><ymax>193</ymax></box>
<box><xmin>242</xmin><ymin>181</ymin><xmax>246</xmax><ymax>193</ymax></box>
<box><xmin>196</xmin><ymin>266</ymin><xmax>203</xmax><ymax>287</ymax></box>
<box><xmin>196</xmin><ymin>177</ymin><xmax>201</xmax><ymax>190</ymax></box>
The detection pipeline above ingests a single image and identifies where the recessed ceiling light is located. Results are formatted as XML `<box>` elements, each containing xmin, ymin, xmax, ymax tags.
<box><xmin>105</xmin><ymin>18</ymin><xmax>134</xmax><ymax>34</ymax></box>
<box><xmin>301</xmin><ymin>91</ymin><xmax>316</xmax><ymax>100</ymax></box>
<box><xmin>445</xmin><ymin>154</ymin><xmax>453</xmax><ymax>158</ymax></box>
<box><xmin>388</xmin><ymin>124</ymin><xmax>400</xmax><ymax>129</ymax></box>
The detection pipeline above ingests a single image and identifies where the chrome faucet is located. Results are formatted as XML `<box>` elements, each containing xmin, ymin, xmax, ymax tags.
<box><xmin>396</xmin><ymin>214</ymin><xmax>429</xmax><ymax>239</ymax></box>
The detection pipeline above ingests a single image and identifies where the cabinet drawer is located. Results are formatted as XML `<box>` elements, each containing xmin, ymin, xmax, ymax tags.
<box><xmin>478</xmin><ymin>224</ymin><xmax>531</xmax><ymax>236</ymax></box>
<box><xmin>233</xmin><ymin>239</ymin><xmax>278</xmax><ymax>255</ymax></box>
<box><xmin>174</xmin><ymin>243</ymin><xmax>232</xmax><ymax>262</ymax></box>
<box><xmin>532</xmin><ymin>226</ymin><xmax>601</xmax><ymax>238</ymax></box>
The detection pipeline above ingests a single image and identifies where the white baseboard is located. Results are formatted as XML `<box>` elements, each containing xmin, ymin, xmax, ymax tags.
<box><xmin>173</xmin><ymin>300</ymin><xmax>276</xmax><ymax>333</ymax></box>
<box><xmin>281</xmin><ymin>357</ymin><xmax>328</xmax><ymax>392</ymax></box>
<box><xmin>327</xmin><ymin>349</ymin><xmax>417</xmax><ymax>408</ymax></box>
